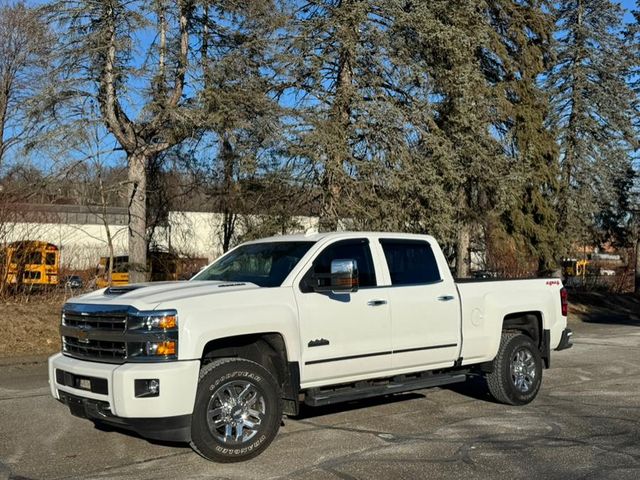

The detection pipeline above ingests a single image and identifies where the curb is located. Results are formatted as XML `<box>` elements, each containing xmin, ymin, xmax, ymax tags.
<box><xmin>0</xmin><ymin>354</ymin><xmax>50</xmax><ymax>367</ymax></box>
<box><xmin>0</xmin><ymin>462</ymin><xmax>10</xmax><ymax>480</ymax></box>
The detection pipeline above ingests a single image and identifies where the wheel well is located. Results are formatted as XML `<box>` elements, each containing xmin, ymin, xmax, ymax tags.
<box><xmin>502</xmin><ymin>311</ymin><xmax>549</xmax><ymax>368</ymax></box>
<box><xmin>502</xmin><ymin>312</ymin><xmax>542</xmax><ymax>347</ymax></box>
<box><xmin>201</xmin><ymin>333</ymin><xmax>288</xmax><ymax>385</ymax></box>
<box><xmin>200</xmin><ymin>333</ymin><xmax>300</xmax><ymax>413</ymax></box>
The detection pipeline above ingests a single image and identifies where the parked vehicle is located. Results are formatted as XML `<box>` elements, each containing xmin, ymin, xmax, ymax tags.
<box><xmin>63</xmin><ymin>275</ymin><xmax>83</xmax><ymax>289</ymax></box>
<box><xmin>1</xmin><ymin>241</ymin><xmax>59</xmax><ymax>287</ymax></box>
<box><xmin>48</xmin><ymin>232</ymin><xmax>572</xmax><ymax>462</ymax></box>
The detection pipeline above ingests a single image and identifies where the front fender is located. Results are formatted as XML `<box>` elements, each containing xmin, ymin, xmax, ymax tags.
<box><xmin>160</xmin><ymin>287</ymin><xmax>300</xmax><ymax>362</ymax></box>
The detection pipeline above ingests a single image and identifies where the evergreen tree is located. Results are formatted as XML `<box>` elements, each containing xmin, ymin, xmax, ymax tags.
<box><xmin>485</xmin><ymin>0</ymin><xmax>561</xmax><ymax>272</ymax></box>
<box><xmin>547</xmin><ymin>0</ymin><xmax>635</xmax><ymax>251</ymax></box>
<box><xmin>628</xmin><ymin>2</ymin><xmax>640</xmax><ymax>293</ymax></box>
<box><xmin>286</xmin><ymin>1</ymin><xmax>444</xmax><ymax>233</ymax></box>
<box><xmin>626</xmin><ymin>1</ymin><xmax>640</xmax><ymax>129</ymax></box>
<box><xmin>396</xmin><ymin>0</ymin><xmax>504</xmax><ymax>276</ymax></box>
<box><xmin>199</xmin><ymin>1</ymin><xmax>285</xmax><ymax>251</ymax></box>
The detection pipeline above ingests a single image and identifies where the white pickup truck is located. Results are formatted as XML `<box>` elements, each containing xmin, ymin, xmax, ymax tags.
<box><xmin>49</xmin><ymin>232</ymin><xmax>572</xmax><ymax>462</ymax></box>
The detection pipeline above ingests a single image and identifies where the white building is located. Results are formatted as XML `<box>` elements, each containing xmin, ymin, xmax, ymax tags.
<box><xmin>2</xmin><ymin>204</ymin><xmax>319</xmax><ymax>270</ymax></box>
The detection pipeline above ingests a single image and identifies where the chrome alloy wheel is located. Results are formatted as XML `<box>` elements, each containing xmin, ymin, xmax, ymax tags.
<box><xmin>206</xmin><ymin>380</ymin><xmax>266</xmax><ymax>444</ymax></box>
<box><xmin>510</xmin><ymin>347</ymin><xmax>537</xmax><ymax>393</ymax></box>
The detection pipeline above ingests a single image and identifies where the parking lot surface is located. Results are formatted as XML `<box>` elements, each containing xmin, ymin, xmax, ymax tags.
<box><xmin>1</xmin><ymin>315</ymin><xmax>639</xmax><ymax>480</ymax></box>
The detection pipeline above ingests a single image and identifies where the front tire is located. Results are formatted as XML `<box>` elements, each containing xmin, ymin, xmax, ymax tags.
<box><xmin>190</xmin><ymin>358</ymin><xmax>282</xmax><ymax>462</ymax></box>
<box><xmin>486</xmin><ymin>332</ymin><xmax>543</xmax><ymax>405</ymax></box>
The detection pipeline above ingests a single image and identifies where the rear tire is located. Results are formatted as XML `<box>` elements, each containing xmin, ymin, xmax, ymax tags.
<box><xmin>190</xmin><ymin>358</ymin><xmax>282</xmax><ymax>462</ymax></box>
<box><xmin>486</xmin><ymin>332</ymin><xmax>543</xmax><ymax>405</ymax></box>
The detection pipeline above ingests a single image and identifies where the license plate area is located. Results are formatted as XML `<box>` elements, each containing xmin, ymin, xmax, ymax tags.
<box><xmin>78</xmin><ymin>378</ymin><xmax>91</xmax><ymax>391</ymax></box>
<box><xmin>55</xmin><ymin>369</ymin><xmax>108</xmax><ymax>395</ymax></box>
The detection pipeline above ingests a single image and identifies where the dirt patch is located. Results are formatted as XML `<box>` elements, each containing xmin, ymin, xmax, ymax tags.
<box><xmin>568</xmin><ymin>291</ymin><xmax>640</xmax><ymax>327</ymax></box>
<box><xmin>3</xmin><ymin>300</ymin><xmax>63</xmax><ymax>357</ymax></box>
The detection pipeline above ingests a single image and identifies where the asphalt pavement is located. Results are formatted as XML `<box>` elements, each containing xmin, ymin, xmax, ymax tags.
<box><xmin>1</xmin><ymin>315</ymin><xmax>639</xmax><ymax>480</ymax></box>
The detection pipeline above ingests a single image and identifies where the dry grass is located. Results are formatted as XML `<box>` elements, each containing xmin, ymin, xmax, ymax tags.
<box><xmin>3</xmin><ymin>298</ymin><xmax>64</xmax><ymax>358</ymax></box>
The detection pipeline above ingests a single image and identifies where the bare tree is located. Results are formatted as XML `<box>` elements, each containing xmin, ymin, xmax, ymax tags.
<box><xmin>41</xmin><ymin>1</ymin><xmax>204</xmax><ymax>282</ymax></box>
<box><xmin>0</xmin><ymin>1</ymin><xmax>49</xmax><ymax>170</ymax></box>
<box><xmin>66</xmin><ymin>125</ymin><xmax>127</xmax><ymax>287</ymax></box>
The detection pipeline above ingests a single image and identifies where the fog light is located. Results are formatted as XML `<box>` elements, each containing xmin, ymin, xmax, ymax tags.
<box><xmin>135</xmin><ymin>379</ymin><xmax>160</xmax><ymax>398</ymax></box>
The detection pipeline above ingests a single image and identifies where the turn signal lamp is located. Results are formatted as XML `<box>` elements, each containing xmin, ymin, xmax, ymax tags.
<box><xmin>156</xmin><ymin>341</ymin><xmax>176</xmax><ymax>356</ymax></box>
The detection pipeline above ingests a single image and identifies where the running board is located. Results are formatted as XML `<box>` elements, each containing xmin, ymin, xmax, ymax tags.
<box><xmin>304</xmin><ymin>372</ymin><xmax>467</xmax><ymax>407</ymax></box>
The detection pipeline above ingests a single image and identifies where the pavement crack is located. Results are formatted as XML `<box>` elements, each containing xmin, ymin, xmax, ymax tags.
<box><xmin>50</xmin><ymin>451</ymin><xmax>191</xmax><ymax>480</ymax></box>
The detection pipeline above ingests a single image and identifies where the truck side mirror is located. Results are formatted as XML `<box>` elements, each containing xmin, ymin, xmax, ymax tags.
<box><xmin>314</xmin><ymin>259</ymin><xmax>359</xmax><ymax>293</ymax></box>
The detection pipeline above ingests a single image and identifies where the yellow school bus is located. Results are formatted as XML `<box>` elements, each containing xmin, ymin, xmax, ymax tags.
<box><xmin>95</xmin><ymin>255</ymin><xmax>129</xmax><ymax>288</ymax></box>
<box><xmin>2</xmin><ymin>241</ymin><xmax>60</xmax><ymax>286</ymax></box>
<box><xmin>96</xmin><ymin>252</ymin><xmax>208</xmax><ymax>288</ymax></box>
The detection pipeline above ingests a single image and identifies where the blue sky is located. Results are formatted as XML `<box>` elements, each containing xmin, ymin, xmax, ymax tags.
<box><xmin>5</xmin><ymin>0</ymin><xmax>639</xmax><ymax>174</ymax></box>
<box><xmin>622</xmin><ymin>0</ymin><xmax>637</xmax><ymax>20</ymax></box>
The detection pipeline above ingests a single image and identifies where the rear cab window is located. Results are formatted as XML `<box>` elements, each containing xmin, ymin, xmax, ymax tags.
<box><xmin>379</xmin><ymin>239</ymin><xmax>441</xmax><ymax>285</ymax></box>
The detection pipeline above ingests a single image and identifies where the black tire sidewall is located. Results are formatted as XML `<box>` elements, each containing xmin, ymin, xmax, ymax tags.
<box><xmin>500</xmin><ymin>335</ymin><xmax>543</xmax><ymax>405</ymax></box>
<box><xmin>191</xmin><ymin>359</ymin><xmax>282</xmax><ymax>462</ymax></box>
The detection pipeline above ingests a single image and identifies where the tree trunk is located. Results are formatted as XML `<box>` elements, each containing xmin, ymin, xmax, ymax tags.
<box><xmin>635</xmin><ymin>238</ymin><xmax>640</xmax><ymax>295</ymax></box>
<box><xmin>220</xmin><ymin>130</ymin><xmax>237</xmax><ymax>252</ymax></box>
<box><xmin>222</xmin><ymin>210</ymin><xmax>236</xmax><ymax>253</ymax></box>
<box><xmin>318</xmin><ymin>0</ymin><xmax>356</xmax><ymax>233</ymax></box>
<box><xmin>318</xmin><ymin>165</ymin><xmax>340</xmax><ymax>232</ymax></box>
<box><xmin>455</xmin><ymin>225</ymin><xmax>470</xmax><ymax>279</ymax></box>
<box><xmin>128</xmin><ymin>152</ymin><xmax>148</xmax><ymax>283</ymax></box>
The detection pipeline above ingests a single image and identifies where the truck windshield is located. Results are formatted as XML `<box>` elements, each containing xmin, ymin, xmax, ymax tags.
<box><xmin>192</xmin><ymin>241</ymin><xmax>315</xmax><ymax>287</ymax></box>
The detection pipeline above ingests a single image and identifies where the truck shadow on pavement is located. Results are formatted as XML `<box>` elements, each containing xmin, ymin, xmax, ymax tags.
<box><xmin>91</xmin><ymin>421</ymin><xmax>191</xmax><ymax>449</ymax></box>
<box><xmin>294</xmin><ymin>392</ymin><xmax>426</xmax><ymax>420</ymax></box>
<box><xmin>443</xmin><ymin>375</ymin><xmax>497</xmax><ymax>402</ymax></box>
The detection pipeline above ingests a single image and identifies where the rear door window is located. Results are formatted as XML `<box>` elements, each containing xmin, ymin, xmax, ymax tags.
<box><xmin>379</xmin><ymin>239</ymin><xmax>441</xmax><ymax>285</ymax></box>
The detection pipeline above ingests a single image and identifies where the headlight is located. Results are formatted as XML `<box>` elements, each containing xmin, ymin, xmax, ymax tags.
<box><xmin>126</xmin><ymin>310</ymin><xmax>179</xmax><ymax>361</ymax></box>
<box><xmin>128</xmin><ymin>310</ymin><xmax>178</xmax><ymax>331</ymax></box>
<box><xmin>141</xmin><ymin>313</ymin><xmax>177</xmax><ymax>330</ymax></box>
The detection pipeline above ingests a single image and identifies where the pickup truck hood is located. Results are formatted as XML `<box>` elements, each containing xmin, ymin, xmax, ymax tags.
<box><xmin>67</xmin><ymin>281</ymin><xmax>260</xmax><ymax>310</ymax></box>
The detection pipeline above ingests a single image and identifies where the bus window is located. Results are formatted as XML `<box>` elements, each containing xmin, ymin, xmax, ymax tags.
<box><xmin>24</xmin><ymin>251</ymin><xmax>43</xmax><ymax>265</ymax></box>
<box><xmin>46</xmin><ymin>252</ymin><xmax>56</xmax><ymax>266</ymax></box>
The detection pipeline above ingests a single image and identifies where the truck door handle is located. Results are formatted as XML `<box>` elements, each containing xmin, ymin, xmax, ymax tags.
<box><xmin>367</xmin><ymin>299</ymin><xmax>388</xmax><ymax>306</ymax></box>
<box><xmin>437</xmin><ymin>295</ymin><xmax>455</xmax><ymax>302</ymax></box>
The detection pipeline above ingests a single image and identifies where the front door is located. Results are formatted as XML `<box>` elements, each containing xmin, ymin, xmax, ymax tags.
<box><xmin>294</xmin><ymin>239</ymin><xmax>392</xmax><ymax>387</ymax></box>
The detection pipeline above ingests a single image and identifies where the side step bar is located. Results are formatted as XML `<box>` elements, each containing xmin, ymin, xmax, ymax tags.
<box><xmin>304</xmin><ymin>372</ymin><xmax>468</xmax><ymax>407</ymax></box>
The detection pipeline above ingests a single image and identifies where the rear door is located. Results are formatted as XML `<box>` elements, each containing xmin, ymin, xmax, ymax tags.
<box><xmin>294</xmin><ymin>238</ymin><xmax>392</xmax><ymax>386</ymax></box>
<box><xmin>377</xmin><ymin>239</ymin><xmax>461</xmax><ymax>370</ymax></box>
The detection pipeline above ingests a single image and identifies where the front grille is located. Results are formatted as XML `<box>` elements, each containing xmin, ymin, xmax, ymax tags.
<box><xmin>61</xmin><ymin>305</ymin><xmax>129</xmax><ymax>363</ymax></box>
<box><xmin>63</xmin><ymin>336</ymin><xmax>126</xmax><ymax>362</ymax></box>
<box><xmin>60</xmin><ymin>304</ymin><xmax>178</xmax><ymax>364</ymax></box>
<box><xmin>63</xmin><ymin>312</ymin><xmax>126</xmax><ymax>332</ymax></box>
